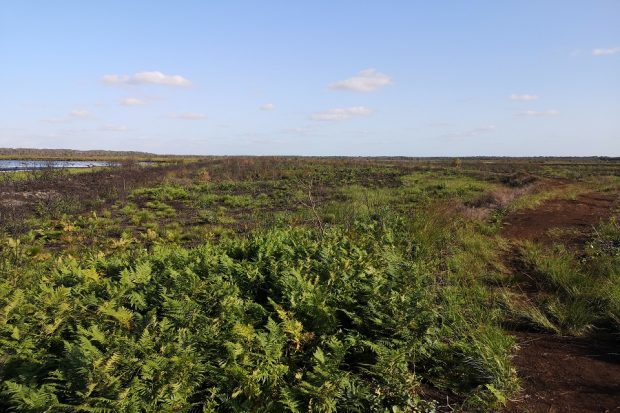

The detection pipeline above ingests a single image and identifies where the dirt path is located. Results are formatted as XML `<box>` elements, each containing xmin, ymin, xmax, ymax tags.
<box><xmin>502</xmin><ymin>192</ymin><xmax>618</xmax><ymax>246</ymax></box>
<box><xmin>505</xmin><ymin>332</ymin><xmax>620</xmax><ymax>413</ymax></box>
<box><xmin>501</xmin><ymin>192</ymin><xmax>620</xmax><ymax>413</ymax></box>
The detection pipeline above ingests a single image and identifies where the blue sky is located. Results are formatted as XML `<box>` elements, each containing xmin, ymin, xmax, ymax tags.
<box><xmin>1</xmin><ymin>1</ymin><xmax>618</xmax><ymax>155</ymax></box>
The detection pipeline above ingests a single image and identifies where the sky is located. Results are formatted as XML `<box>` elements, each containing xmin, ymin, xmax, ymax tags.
<box><xmin>0</xmin><ymin>1</ymin><xmax>619</xmax><ymax>156</ymax></box>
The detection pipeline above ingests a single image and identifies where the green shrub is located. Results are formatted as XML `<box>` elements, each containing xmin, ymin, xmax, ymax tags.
<box><xmin>516</xmin><ymin>231</ymin><xmax>620</xmax><ymax>335</ymax></box>
<box><xmin>145</xmin><ymin>200</ymin><xmax>177</xmax><ymax>218</ymax></box>
<box><xmin>131</xmin><ymin>184</ymin><xmax>189</xmax><ymax>201</ymax></box>
<box><xmin>0</xmin><ymin>225</ymin><xmax>516</xmax><ymax>412</ymax></box>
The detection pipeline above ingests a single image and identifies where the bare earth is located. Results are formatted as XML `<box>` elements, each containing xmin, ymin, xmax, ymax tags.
<box><xmin>502</xmin><ymin>192</ymin><xmax>618</xmax><ymax>246</ymax></box>
<box><xmin>502</xmin><ymin>191</ymin><xmax>620</xmax><ymax>413</ymax></box>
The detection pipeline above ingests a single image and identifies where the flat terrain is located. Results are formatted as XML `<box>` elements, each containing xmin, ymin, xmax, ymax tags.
<box><xmin>501</xmin><ymin>190</ymin><xmax>620</xmax><ymax>412</ymax></box>
<box><xmin>0</xmin><ymin>157</ymin><xmax>618</xmax><ymax>412</ymax></box>
<box><xmin>503</xmin><ymin>191</ymin><xmax>618</xmax><ymax>245</ymax></box>
<box><xmin>508</xmin><ymin>332</ymin><xmax>619</xmax><ymax>413</ymax></box>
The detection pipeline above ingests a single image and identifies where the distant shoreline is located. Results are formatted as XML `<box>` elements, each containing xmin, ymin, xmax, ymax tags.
<box><xmin>1</xmin><ymin>149</ymin><xmax>618</xmax><ymax>163</ymax></box>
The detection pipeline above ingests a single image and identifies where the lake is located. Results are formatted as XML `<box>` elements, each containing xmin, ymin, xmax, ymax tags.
<box><xmin>0</xmin><ymin>160</ymin><xmax>118</xmax><ymax>171</ymax></box>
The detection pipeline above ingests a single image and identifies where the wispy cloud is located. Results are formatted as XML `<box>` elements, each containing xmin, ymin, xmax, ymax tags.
<box><xmin>171</xmin><ymin>112</ymin><xmax>208</xmax><ymax>120</ymax></box>
<box><xmin>442</xmin><ymin>125</ymin><xmax>496</xmax><ymax>139</ymax></box>
<box><xmin>310</xmin><ymin>106</ymin><xmax>373</xmax><ymax>121</ymax></box>
<box><xmin>69</xmin><ymin>109</ymin><xmax>90</xmax><ymax>118</ymax></box>
<box><xmin>103</xmin><ymin>71</ymin><xmax>191</xmax><ymax>87</ymax></box>
<box><xmin>329</xmin><ymin>69</ymin><xmax>392</xmax><ymax>92</ymax></box>
<box><xmin>41</xmin><ymin>109</ymin><xmax>91</xmax><ymax>123</ymax></box>
<box><xmin>120</xmin><ymin>97</ymin><xmax>147</xmax><ymax>106</ymax></box>
<box><xmin>260</xmin><ymin>103</ymin><xmax>276</xmax><ymax>111</ymax></box>
<box><xmin>101</xmin><ymin>124</ymin><xmax>128</xmax><ymax>132</ymax></box>
<box><xmin>517</xmin><ymin>109</ymin><xmax>560</xmax><ymax>117</ymax></box>
<box><xmin>592</xmin><ymin>47</ymin><xmax>620</xmax><ymax>56</ymax></box>
<box><xmin>509</xmin><ymin>94</ymin><xmax>539</xmax><ymax>101</ymax></box>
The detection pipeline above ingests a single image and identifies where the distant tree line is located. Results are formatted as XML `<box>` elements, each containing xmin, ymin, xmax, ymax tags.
<box><xmin>0</xmin><ymin>148</ymin><xmax>156</xmax><ymax>160</ymax></box>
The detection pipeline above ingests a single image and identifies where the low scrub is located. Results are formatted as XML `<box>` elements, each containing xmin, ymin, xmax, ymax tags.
<box><xmin>0</xmin><ymin>224</ymin><xmax>516</xmax><ymax>412</ymax></box>
<box><xmin>507</xmin><ymin>223</ymin><xmax>620</xmax><ymax>335</ymax></box>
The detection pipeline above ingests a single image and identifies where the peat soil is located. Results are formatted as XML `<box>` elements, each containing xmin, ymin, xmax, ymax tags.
<box><xmin>502</xmin><ymin>192</ymin><xmax>618</xmax><ymax>247</ymax></box>
<box><xmin>506</xmin><ymin>332</ymin><xmax>619</xmax><ymax>413</ymax></box>
<box><xmin>502</xmin><ymin>192</ymin><xmax>620</xmax><ymax>413</ymax></box>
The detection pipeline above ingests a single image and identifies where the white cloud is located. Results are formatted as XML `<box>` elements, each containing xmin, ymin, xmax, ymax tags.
<box><xmin>310</xmin><ymin>106</ymin><xmax>373</xmax><ymax>121</ymax></box>
<box><xmin>443</xmin><ymin>125</ymin><xmax>496</xmax><ymax>139</ymax></box>
<box><xmin>260</xmin><ymin>103</ymin><xmax>275</xmax><ymax>111</ymax></box>
<box><xmin>102</xmin><ymin>124</ymin><xmax>128</xmax><ymax>132</ymax></box>
<box><xmin>103</xmin><ymin>71</ymin><xmax>191</xmax><ymax>86</ymax></box>
<box><xmin>172</xmin><ymin>112</ymin><xmax>208</xmax><ymax>120</ymax></box>
<box><xmin>329</xmin><ymin>69</ymin><xmax>392</xmax><ymax>92</ymax></box>
<box><xmin>120</xmin><ymin>97</ymin><xmax>147</xmax><ymax>106</ymax></box>
<box><xmin>102</xmin><ymin>75</ymin><xmax>122</xmax><ymax>84</ymax></box>
<box><xmin>42</xmin><ymin>109</ymin><xmax>91</xmax><ymax>123</ymax></box>
<box><xmin>509</xmin><ymin>94</ymin><xmax>539</xmax><ymax>101</ymax></box>
<box><xmin>592</xmin><ymin>47</ymin><xmax>620</xmax><ymax>56</ymax></box>
<box><xmin>69</xmin><ymin>109</ymin><xmax>90</xmax><ymax>118</ymax></box>
<box><xmin>517</xmin><ymin>109</ymin><xmax>560</xmax><ymax>117</ymax></box>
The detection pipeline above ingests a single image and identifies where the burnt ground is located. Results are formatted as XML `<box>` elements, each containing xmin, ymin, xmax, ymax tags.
<box><xmin>506</xmin><ymin>332</ymin><xmax>620</xmax><ymax>413</ymax></box>
<box><xmin>0</xmin><ymin>163</ymin><xmax>183</xmax><ymax>232</ymax></box>
<box><xmin>502</xmin><ymin>192</ymin><xmax>619</xmax><ymax>247</ymax></box>
<box><xmin>502</xmin><ymin>191</ymin><xmax>620</xmax><ymax>413</ymax></box>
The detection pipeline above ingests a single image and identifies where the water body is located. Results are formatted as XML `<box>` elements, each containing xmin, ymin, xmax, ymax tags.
<box><xmin>0</xmin><ymin>160</ymin><xmax>118</xmax><ymax>171</ymax></box>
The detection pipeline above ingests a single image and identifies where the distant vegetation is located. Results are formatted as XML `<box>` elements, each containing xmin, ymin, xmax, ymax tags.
<box><xmin>0</xmin><ymin>148</ymin><xmax>158</xmax><ymax>158</ymax></box>
<box><xmin>0</xmin><ymin>156</ymin><xmax>618</xmax><ymax>412</ymax></box>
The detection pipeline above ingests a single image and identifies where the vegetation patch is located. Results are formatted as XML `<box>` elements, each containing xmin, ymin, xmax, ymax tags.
<box><xmin>0</xmin><ymin>224</ymin><xmax>517</xmax><ymax>412</ymax></box>
<box><xmin>1</xmin><ymin>156</ymin><xmax>619</xmax><ymax>412</ymax></box>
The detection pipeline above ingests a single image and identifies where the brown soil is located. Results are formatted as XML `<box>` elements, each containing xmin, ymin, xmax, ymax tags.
<box><xmin>502</xmin><ymin>192</ymin><xmax>618</xmax><ymax>247</ymax></box>
<box><xmin>502</xmin><ymin>191</ymin><xmax>620</xmax><ymax>412</ymax></box>
<box><xmin>0</xmin><ymin>162</ymin><xmax>192</xmax><ymax>234</ymax></box>
<box><xmin>505</xmin><ymin>332</ymin><xmax>620</xmax><ymax>413</ymax></box>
